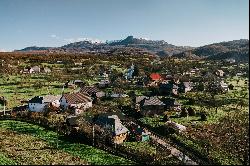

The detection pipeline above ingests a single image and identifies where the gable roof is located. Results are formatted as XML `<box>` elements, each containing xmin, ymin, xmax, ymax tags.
<box><xmin>182</xmin><ymin>82</ymin><xmax>193</xmax><ymax>88</ymax></box>
<box><xmin>137</xmin><ymin>96</ymin><xmax>165</xmax><ymax>106</ymax></box>
<box><xmin>136</xmin><ymin>96</ymin><xmax>146</xmax><ymax>104</ymax></box>
<box><xmin>150</xmin><ymin>73</ymin><xmax>161</xmax><ymax>81</ymax></box>
<box><xmin>43</xmin><ymin>95</ymin><xmax>61</xmax><ymax>103</ymax></box>
<box><xmin>29</xmin><ymin>96</ymin><xmax>43</xmax><ymax>104</ymax></box>
<box><xmin>80</xmin><ymin>86</ymin><xmax>100</xmax><ymax>95</ymax></box>
<box><xmin>62</xmin><ymin>92</ymin><xmax>92</xmax><ymax>105</ymax></box>
<box><xmin>143</xmin><ymin>96</ymin><xmax>165</xmax><ymax>106</ymax></box>
<box><xmin>31</xmin><ymin>66</ymin><xmax>40</xmax><ymax>72</ymax></box>
<box><xmin>217</xmin><ymin>69</ymin><xmax>224</xmax><ymax>73</ymax></box>
<box><xmin>94</xmin><ymin>114</ymin><xmax>128</xmax><ymax>136</ymax></box>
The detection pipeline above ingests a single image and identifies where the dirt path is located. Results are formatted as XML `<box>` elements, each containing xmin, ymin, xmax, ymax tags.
<box><xmin>150</xmin><ymin>134</ymin><xmax>198</xmax><ymax>165</ymax></box>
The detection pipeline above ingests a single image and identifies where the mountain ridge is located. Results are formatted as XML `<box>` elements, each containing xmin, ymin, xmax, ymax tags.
<box><xmin>14</xmin><ymin>36</ymin><xmax>249</xmax><ymax>62</ymax></box>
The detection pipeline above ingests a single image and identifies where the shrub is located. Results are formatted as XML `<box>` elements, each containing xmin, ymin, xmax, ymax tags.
<box><xmin>162</xmin><ymin>114</ymin><xmax>170</xmax><ymax>122</ymax></box>
<box><xmin>200</xmin><ymin>112</ymin><xmax>207</xmax><ymax>121</ymax></box>
<box><xmin>180</xmin><ymin>108</ymin><xmax>188</xmax><ymax>117</ymax></box>
<box><xmin>187</xmin><ymin>107</ymin><xmax>196</xmax><ymax>116</ymax></box>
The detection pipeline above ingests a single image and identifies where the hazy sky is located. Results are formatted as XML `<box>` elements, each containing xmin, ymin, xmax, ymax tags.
<box><xmin>0</xmin><ymin>0</ymin><xmax>249</xmax><ymax>51</ymax></box>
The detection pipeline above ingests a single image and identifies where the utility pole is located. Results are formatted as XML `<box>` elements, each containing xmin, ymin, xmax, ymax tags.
<box><xmin>92</xmin><ymin>125</ymin><xmax>95</xmax><ymax>146</ymax></box>
<box><xmin>3</xmin><ymin>96</ymin><xmax>5</xmax><ymax>115</ymax></box>
<box><xmin>62</xmin><ymin>85</ymin><xmax>65</xmax><ymax>95</ymax></box>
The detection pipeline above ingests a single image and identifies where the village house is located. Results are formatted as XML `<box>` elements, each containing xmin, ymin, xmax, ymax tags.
<box><xmin>21</xmin><ymin>66</ymin><xmax>41</xmax><ymax>74</ymax></box>
<box><xmin>124</xmin><ymin>64</ymin><xmax>135</xmax><ymax>80</ymax></box>
<box><xmin>20</xmin><ymin>67</ymin><xmax>32</xmax><ymax>74</ymax></box>
<box><xmin>98</xmin><ymin>79</ymin><xmax>110</xmax><ymax>88</ymax></box>
<box><xmin>28</xmin><ymin>95</ymin><xmax>61</xmax><ymax>112</ymax></box>
<box><xmin>190</xmin><ymin>67</ymin><xmax>200</xmax><ymax>75</ymax></box>
<box><xmin>99</xmin><ymin>71</ymin><xmax>109</xmax><ymax>80</ymax></box>
<box><xmin>59</xmin><ymin>92</ymin><xmax>92</xmax><ymax>115</ymax></box>
<box><xmin>207</xmin><ymin>80</ymin><xmax>229</xmax><ymax>93</ymax></box>
<box><xmin>162</xmin><ymin>98</ymin><xmax>182</xmax><ymax>111</ymax></box>
<box><xmin>41</xmin><ymin>67</ymin><xmax>51</xmax><ymax>73</ymax></box>
<box><xmin>0</xmin><ymin>96</ymin><xmax>7</xmax><ymax>112</ymax></box>
<box><xmin>236</xmin><ymin>72</ymin><xmax>247</xmax><ymax>77</ymax></box>
<box><xmin>73</xmin><ymin>80</ymin><xmax>85</xmax><ymax>87</ymax></box>
<box><xmin>20</xmin><ymin>68</ymin><xmax>30</xmax><ymax>74</ymax></box>
<box><xmin>161</xmin><ymin>74</ymin><xmax>173</xmax><ymax>81</ymax></box>
<box><xmin>219</xmin><ymin>81</ymin><xmax>229</xmax><ymax>92</ymax></box>
<box><xmin>74</xmin><ymin>62</ymin><xmax>83</xmax><ymax>66</ymax></box>
<box><xmin>126</xmin><ymin>122</ymin><xmax>150</xmax><ymax>142</ymax></box>
<box><xmin>178</xmin><ymin>82</ymin><xmax>193</xmax><ymax>93</ymax></box>
<box><xmin>159</xmin><ymin>82</ymin><xmax>178</xmax><ymax>96</ymax></box>
<box><xmin>79</xmin><ymin>86</ymin><xmax>105</xmax><ymax>98</ymax></box>
<box><xmin>149</xmin><ymin>73</ymin><xmax>162</xmax><ymax>82</ymax></box>
<box><xmin>93</xmin><ymin>114</ymin><xmax>129</xmax><ymax>144</ymax></box>
<box><xmin>64</xmin><ymin>81</ymin><xmax>77</xmax><ymax>89</ymax></box>
<box><xmin>65</xmin><ymin>115</ymin><xmax>80</xmax><ymax>134</ymax></box>
<box><xmin>215</xmin><ymin>69</ymin><xmax>225</xmax><ymax>77</ymax></box>
<box><xmin>1</xmin><ymin>60</ymin><xmax>4</xmax><ymax>66</ymax></box>
<box><xmin>110</xmin><ymin>88</ymin><xmax>128</xmax><ymax>98</ymax></box>
<box><xmin>225</xmin><ymin>58</ymin><xmax>236</xmax><ymax>63</ymax></box>
<box><xmin>31</xmin><ymin>66</ymin><xmax>41</xmax><ymax>73</ymax></box>
<box><xmin>136</xmin><ymin>96</ymin><xmax>165</xmax><ymax>116</ymax></box>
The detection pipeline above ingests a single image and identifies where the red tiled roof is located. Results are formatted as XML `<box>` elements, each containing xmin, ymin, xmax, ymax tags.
<box><xmin>63</xmin><ymin>93</ymin><xmax>92</xmax><ymax>105</ymax></box>
<box><xmin>150</xmin><ymin>73</ymin><xmax>161</xmax><ymax>81</ymax></box>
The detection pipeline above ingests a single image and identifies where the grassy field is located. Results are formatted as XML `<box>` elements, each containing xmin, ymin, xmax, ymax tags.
<box><xmin>0</xmin><ymin>74</ymin><xmax>71</xmax><ymax>109</ymax></box>
<box><xmin>0</xmin><ymin>120</ymin><xmax>135</xmax><ymax>165</ymax></box>
<box><xmin>137</xmin><ymin>76</ymin><xmax>249</xmax><ymax>165</ymax></box>
<box><xmin>0</xmin><ymin>128</ymin><xmax>88</xmax><ymax>165</ymax></box>
<box><xmin>122</xmin><ymin>142</ymin><xmax>157</xmax><ymax>155</ymax></box>
<box><xmin>0</xmin><ymin>152</ymin><xmax>17</xmax><ymax>165</ymax></box>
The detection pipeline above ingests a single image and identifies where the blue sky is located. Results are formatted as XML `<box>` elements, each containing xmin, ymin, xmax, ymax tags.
<box><xmin>0</xmin><ymin>0</ymin><xmax>249</xmax><ymax>51</ymax></box>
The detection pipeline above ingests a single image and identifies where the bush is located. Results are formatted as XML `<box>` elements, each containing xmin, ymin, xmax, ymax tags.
<box><xmin>180</xmin><ymin>108</ymin><xmax>188</xmax><ymax>117</ymax></box>
<box><xmin>228</xmin><ymin>84</ymin><xmax>234</xmax><ymax>90</ymax></box>
<box><xmin>187</xmin><ymin>107</ymin><xmax>196</xmax><ymax>116</ymax></box>
<box><xmin>200</xmin><ymin>112</ymin><xmax>207</xmax><ymax>121</ymax></box>
<box><xmin>162</xmin><ymin>114</ymin><xmax>170</xmax><ymax>122</ymax></box>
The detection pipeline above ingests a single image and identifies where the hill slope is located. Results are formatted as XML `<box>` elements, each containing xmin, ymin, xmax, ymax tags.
<box><xmin>15</xmin><ymin>37</ymin><xmax>249</xmax><ymax>62</ymax></box>
<box><xmin>173</xmin><ymin>39</ymin><xmax>249</xmax><ymax>62</ymax></box>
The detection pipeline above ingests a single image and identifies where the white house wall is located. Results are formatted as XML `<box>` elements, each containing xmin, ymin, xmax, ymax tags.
<box><xmin>60</xmin><ymin>97</ymin><xmax>69</xmax><ymax>109</ymax></box>
<box><xmin>60</xmin><ymin>97</ymin><xmax>92</xmax><ymax>110</ymax></box>
<box><xmin>28</xmin><ymin>103</ymin><xmax>46</xmax><ymax>112</ymax></box>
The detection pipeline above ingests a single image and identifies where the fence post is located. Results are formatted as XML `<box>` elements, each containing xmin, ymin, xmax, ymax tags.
<box><xmin>92</xmin><ymin>125</ymin><xmax>95</xmax><ymax>146</ymax></box>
